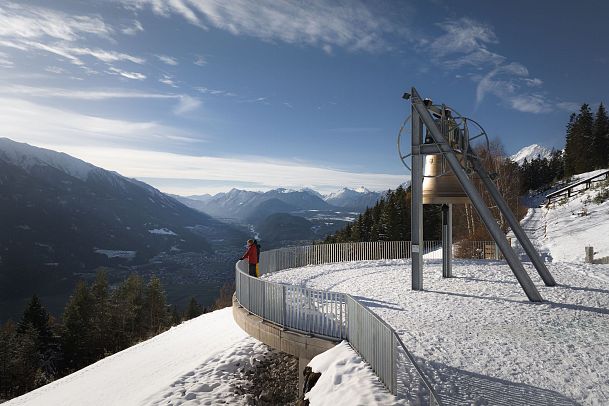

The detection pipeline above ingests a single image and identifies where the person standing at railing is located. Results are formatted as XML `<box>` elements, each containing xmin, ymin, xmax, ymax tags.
<box><xmin>240</xmin><ymin>239</ymin><xmax>259</xmax><ymax>277</ymax></box>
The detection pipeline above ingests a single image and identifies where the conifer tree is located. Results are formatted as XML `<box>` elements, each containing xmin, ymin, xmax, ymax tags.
<box><xmin>144</xmin><ymin>276</ymin><xmax>170</xmax><ymax>335</ymax></box>
<box><xmin>564</xmin><ymin>113</ymin><xmax>578</xmax><ymax>176</ymax></box>
<box><xmin>62</xmin><ymin>281</ymin><xmax>96</xmax><ymax>370</ymax></box>
<box><xmin>90</xmin><ymin>271</ymin><xmax>112</xmax><ymax>357</ymax></box>
<box><xmin>592</xmin><ymin>103</ymin><xmax>609</xmax><ymax>169</ymax></box>
<box><xmin>111</xmin><ymin>274</ymin><xmax>145</xmax><ymax>348</ymax></box>
<box><xmin>185</xmin><ymin>297</ymin><xmax>203</xmax><ymax>320</ymax></box>
<box><xmin>565</xmin><ymin>104</ymin><xmax>594</xmax><ymax>175</ymax></box>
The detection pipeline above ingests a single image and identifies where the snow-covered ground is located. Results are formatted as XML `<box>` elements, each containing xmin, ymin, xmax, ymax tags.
<box><xmin>306</xmin><ymin>341</ymin><xmax>409</xmax><ymax>405</ymax></box>
<box><xmin>265</xmin><ymin>174</ymin><xmax>609</xmax><ymax>405</ymax></box>
<box><xmin>518</xmin><ymin>169</ymin><xmax>609</xmax><ymax>262</ymax></box>
<box><xmin>6</xmin><ymin>308</ymin><xmax>268</xmax><ymax>406</ymax></box>
<box><xmin>10</xmin><ymin>168</ymin><xmax>609</xmax><ymax>405</ymax></box>
<box><xmin>265</xmin><ymin>259</ymin><xmax>609</xmax><ymax>405</ymax></box>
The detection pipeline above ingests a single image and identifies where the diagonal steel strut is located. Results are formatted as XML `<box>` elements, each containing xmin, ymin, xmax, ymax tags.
<box><xmin>466</xmin><ymin>150</ymin><xmax>556</xmax><ymax>286</ymax></box>
<box><xmin>410</xmin><ymin>87</ymin><xmax>543</xmax><ymax>302</ymax></box>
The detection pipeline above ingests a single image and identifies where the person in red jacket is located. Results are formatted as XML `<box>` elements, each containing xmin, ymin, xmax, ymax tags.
<box><xmin>241</xmin><ymin>239</ymin><xmax>258</xmax><ymax>277</ymax></box>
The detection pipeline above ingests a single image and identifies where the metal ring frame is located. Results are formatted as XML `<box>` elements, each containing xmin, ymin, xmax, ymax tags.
<box><xmin>397</xmin><ymin>105</ymin><xmax>491</xmax><ymax>177</ymax></box>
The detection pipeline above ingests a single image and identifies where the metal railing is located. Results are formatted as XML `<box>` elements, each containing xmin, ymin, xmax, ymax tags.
<box><xmin>235</xmin><ymin>241</ymin><xmax>445</xmax><ymax>404</ymax></box>
<box><xmin>258</xmin><ymin>240</ymin><xmax>502</xmax><ymax>276</ymax></box>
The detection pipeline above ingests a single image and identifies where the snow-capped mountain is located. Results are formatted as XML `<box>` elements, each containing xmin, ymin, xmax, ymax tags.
<box><xmin>0</xmin><ymin>138</ymin><xmax>246</xmax><ymax>321</ymax></box>
<box><xmin>177</xmin><ymin>188</ymin><xmax>335</xmax><ymax>220</ymax></box>
<box><xmin>178</xmin><ymin>186</ymin><xmax>384</xmax><ymax>220</ymax></box>
<box><xmin>510</xmin><ymin>144</ymin><xmax>553</xmax><ymax>166</ymax></box>
<box><xmin>324</xmin><ymin>187</ymin><xmax>382</xmax><ymax>211</ymax></box>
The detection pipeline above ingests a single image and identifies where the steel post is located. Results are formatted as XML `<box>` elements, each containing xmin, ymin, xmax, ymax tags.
<box><xmin>411</xmin><ymin>104</ymin><xmax>424</xmax><ymax>291</ymax></box>
<box><xmin>442</xmin><ymin>204</ymin><xmax>453</xmax><ymax>277</ymax></box>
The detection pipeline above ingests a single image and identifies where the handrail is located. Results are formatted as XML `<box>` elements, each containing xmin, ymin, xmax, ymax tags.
<box><xmin>235</xmin><ymin>240</ymin><xmax>444</xmax><ymax>404</ymax></box>
<box><xmin>546</xmin><ymin>169</ymin><xmax>609</xmax><ymax>203</ymax></box>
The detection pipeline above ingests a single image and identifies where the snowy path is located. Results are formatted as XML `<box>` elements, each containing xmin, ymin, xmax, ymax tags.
<box><xmin>265</xmin><ymin>259</ymin><xmax>609</xmax><ymax>405</ymax></box>
<box><xmin>6</xmin><ymin>308</ymin><xmax>267</xmax><ymax>406</ymax></box>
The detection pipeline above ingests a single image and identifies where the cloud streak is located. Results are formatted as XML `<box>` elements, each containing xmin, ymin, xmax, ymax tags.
<box><xmin>36</xmin><ymin>144</ymin><xmax>407</xmax><ymax>195</ymax></box>
<box><xmin>155</xmin><ymin>54</ymin><xmax>178</xmax><ymax>65</ymax></box>
<box><xmin>0</xmin><ymin>97</ymin><xmax>203</xmax><ymax>149</ymax></box>
<box><xmin>0</xmin><ymin>2</ymin><xmax>112</xmax><ymax>41</ymax></box>
<box><xmin>126</xmin><ymin>0</ymin><xmax>410</xmax><ymax>53</ymax></box>
<box><xmin>425</xmin><ymin>17</ymin><xmax>551</xmax><ymax>114</ymax></box>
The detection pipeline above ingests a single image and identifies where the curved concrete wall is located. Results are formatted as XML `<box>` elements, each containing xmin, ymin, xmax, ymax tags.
<box><xmin>232</xmin><ymin>294</ymin><xmax>337</xmax><ymax>360</ymax></box>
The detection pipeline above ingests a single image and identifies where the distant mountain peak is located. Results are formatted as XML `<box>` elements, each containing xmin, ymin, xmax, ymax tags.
<box><xmin>510</xmin><ymin>144</ymin><xmax>553</xmax><ymax>165</ymax></box>
<box><xmin>0</xmin><ymin>137</ymin><xmax>95</xmax><ymax>181</ymax></box>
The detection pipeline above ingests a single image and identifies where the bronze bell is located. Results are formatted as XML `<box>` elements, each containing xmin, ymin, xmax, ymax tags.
<box><xmin>422</xmin><ymin>155</ymin><xmax>470</xmax><ymax>204</ymax></box>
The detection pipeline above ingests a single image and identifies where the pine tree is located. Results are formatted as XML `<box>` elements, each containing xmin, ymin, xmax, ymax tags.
<box><xmin>16</xmin><ymin>295</ymin><xmax>59</xmax><ymax>387</ymax></box>
<box><xmin>578</xmin><ymin>104</ymin><xmax>595</xmax><ymax>172</ymax></box>
<box><xmin>90</xmin><ymin>271</ymin><xmax>112</xmax><ymax>357</ymax></box>
<box><xmin>17</xmin><ymin>295</ymin><xmax>53</xmax><ymax>344</ymax></box>
<box><xmin>62</xmin><ymin>281</ymin><xmax>96</xmax><ymax>370</ymax></box>
<box><xmin>111</xmin><ymin>274</ymin><xmax>145</xmax><ymax>349</ymax></box>
<box><xmin>592</xmin><ymin>103</ymin><xmax>609</xmax><ymax>169</ymax></box>
<box><xmin>144</xmin><ymin>276</ymin><xmax>170</xmax><ymax>335</ymax></box>
<box><xmin>564</xmin><ymin>113</ymin><xmax>578</xmax><ymax>177</ymax></box>
<box><xmin>185</xmin><ymin>297</ymin><xmax>203</xmax><ymax>320</ymax></box>
<box><xmin>0</xmin><ymin>321</ymin><xmax>18</xmax><ymax>398</ymax></box>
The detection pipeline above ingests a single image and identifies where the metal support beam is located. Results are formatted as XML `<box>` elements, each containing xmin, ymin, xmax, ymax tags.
<box><xmin>410</xmin><ymin>87</ymin><xmax>543</xmax><ymax>302</ymax></box>
<box><xmin>468</xmin><ymin>156</ymin><xmax>556</xmax><ymax>286</ymax></box>
<box><xmin>442</xmin><ymin>204</ymin><xmax>453</xmax><ymax>278</ymax></box>
<box><xmin>411</xmin><ymin>106</ymin><xmax>424</xmax><ymax>291</ymax></box>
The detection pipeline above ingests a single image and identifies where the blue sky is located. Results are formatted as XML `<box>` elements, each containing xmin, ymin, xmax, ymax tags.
<box><xmin>1</xmin><ymin>0</ymin><xmax>608</xmax><ymax>195</ymax></box>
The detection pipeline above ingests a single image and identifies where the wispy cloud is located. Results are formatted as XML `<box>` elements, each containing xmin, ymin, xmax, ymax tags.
<box><xmin>193</xmin><ymin>54</ymin><xmax>207</xmax><ymax>66</ymax></box>
<box><xmin>476</xmin><ymin>63</ymin><xmax>551</xmax><ymax>113</ymax></box>
<box><xmin>426</xmin><ymin>17</ymin><xmax>551</xmax><ymax>114</ymax></box>
<box><xmin>39</xmin><ymin>145</ymin><xmax>406</xmax><ymax>195</ymax></box>
<box><xmin>0</xmin><ymin>97</ymin><xmax>201</xmax><ymax>148</ymax></box>
<box><xmin>174</xmin><ymin>95</ymin><xmax>201</xmax><ymax>114</ymax></box>
<box><xmin>429</xmin><ymin>18</ymin><xmax>502</xmax><ymax>68</ymax></box>
<box><xmin>0</xmin><ymin>2</ymin><xmax>145</xmax><ymax>77</ymax></box>
<box><xmin>0</xmin><ymin>50</ymin><xmax>13</xmax><ymax>67</ymax></box>
<box><xmin>107</xmin><ymin>66</ymin><xmax>146</xmax><ymax>80</ymax></box>
<box><xmin>159</xmin><ymin>74</ymin><xmax>178</xmax><ymax>87</ymax></box>
<box><xmin>125</xmin><ymin>0</ymin><xmax>411</xmax><ymax>53</ymax></box>
<box><xmin>155</xmin><ymin>54</ymin><xmax>178</xmax><ymax>65</ymax></box>
<box><xmin>121</xmin><ymin>20</ymin><xmax>144</xmax><ymax>35</ymax></box>
<box><xmin>241</xmin><ymin>96</ymin><xmax>269</xmax><ymax>105</ymax></box>
<box><xmin>0</xmin><ymin>85</ymin><xmax>179</xmax><ymax>100</ymax></box>
<box><xmin>195</xmin><ymin>87</ymin><xmax>237</xmax><ymax>97</ymax></box>
<box><xmin>44</xmin><ymin>65</ymin><xmax>66</xmax><ymax>74</ymax></box>
<box><xmin>556</xmin><ymin>101</ymin><xmax>581</xmax><ymax>113</ymax></box>
<box><xmin>0</xmin><ymin>2</ymin><xmax>112</xmax><ymax>41</ymax></box>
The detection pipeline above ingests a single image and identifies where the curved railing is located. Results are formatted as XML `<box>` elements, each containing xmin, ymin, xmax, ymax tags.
<box><xmin>235</xmin><ymin>241</ymin><xmax>446</xmax><ymax>404</ymax></box>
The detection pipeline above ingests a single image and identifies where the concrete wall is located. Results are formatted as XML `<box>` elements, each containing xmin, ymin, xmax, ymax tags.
<box><xmin>232</xmin><ymin>294</ymin><xmax>337</xmax><ymax>360</ymax></box>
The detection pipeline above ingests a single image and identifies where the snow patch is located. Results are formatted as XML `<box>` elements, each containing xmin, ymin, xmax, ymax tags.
<box><xmin>148</xmin><ymin>228</ymin><xmax>177</xmax><ymax>236</ymax></box>
<box><xmin>94</xmin><ymin>249</ymin><xmax>136</xmax><ymax>259</ymax></box>
<box><xmin>306</xmin><ymin>341</ymin><xmax>406</xmax><ymax>405</ymax></box>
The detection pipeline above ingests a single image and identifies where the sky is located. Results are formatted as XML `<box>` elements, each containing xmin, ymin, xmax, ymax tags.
<box><xmin>1</xmin><ymin>0</ymin><xmax>608</xmax><ymax>196</ymax></box>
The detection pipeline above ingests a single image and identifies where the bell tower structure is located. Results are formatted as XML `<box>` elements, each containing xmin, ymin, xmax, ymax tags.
<box><xmin>400</xmin><ymin>87</ymin><xmax>555</xmax><ymax>302</ymax></box>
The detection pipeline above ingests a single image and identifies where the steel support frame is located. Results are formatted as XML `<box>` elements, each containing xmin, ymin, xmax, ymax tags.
<box><xmin>410</xmin><ymin>87</ymin><xmax>543</xmax><ymax>302</ymax></box>
<box><xmin>411</xmin><ymin>104</ymin><xmax>424</xmax><ymax>291</ymax></box>
<box><xmin>467</xmin><ymin>156</ymin><xmax>556</xmax><ymax>286</ymax></box>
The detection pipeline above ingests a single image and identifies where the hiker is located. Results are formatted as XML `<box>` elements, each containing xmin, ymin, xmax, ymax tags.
<box><xmin>240</xmin><ymin>239</ymin><xmax>258</xmax><ymax>277</ymax></box>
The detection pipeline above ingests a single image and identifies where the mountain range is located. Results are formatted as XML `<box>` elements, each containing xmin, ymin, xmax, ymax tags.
<box><xmin>176</xmin><ymin>186</ymin><xmax>383</xmax><ymax>221</ymax></box>
<box><xmin>0</xmin><ymin>138</ymin><xmax>247</xmax><ymax>321</ymax></box>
